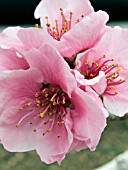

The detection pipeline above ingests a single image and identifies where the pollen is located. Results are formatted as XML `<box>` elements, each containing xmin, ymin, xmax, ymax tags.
<box><xmin>47</xmin><ymin>129</ymin><xmax>51</xmax><ymax>133</ymax></box>
<box><xmin>109</xmin><ymin>85</ymin><xmax>114</xmax><ymax>89</ymax></box>
<box><xmin>39</xmin><ymin>112</ymin><xmax>45</xmax><ymax>118</ymax></box>
<box><xmin>44</xmin><ymin>93</ymin><xmax>49</xmax><ymax>97</ymax></box>
<box><xmin>61</xmin><ymin>120</ymin><xmax>65</xmax><ymax>124</ymax></box>
<box><xmin>52</xmin><ymin>101</ymin><xmax>57</xmax><ymax>106</ymax></box>
<box><xmin>90</xmin><ymin>74</ymin><xmax>94</xmax><ymax>77</ymax></box>
<box><xmin>85</xmin><ymin>60</ymin><xmax>89</xmax><ymax>64</ymax></box>
<box><xmin>57</xmin><ymin>134</ymin><xmax>60</xmax><ymax>138</ymax></box>
<box><xmin>16</xmin><ymin>124</ymin><xmax>19</xmax><ymax>128</ymax></box>
<box><xmin>49</xmin><ymin>118</ymin><xmax>53</xmax><ymax>122</ymax></box>
<box><xmin>44</xmin><ymin>122</ymin><xmax>47</xmax><ymax>125</ymax></box>
<box><xmin>119</xmin><ymin>67</ymin><xmax>123</xmax><ymax>71</ymax></box>
<box><xmin>33</xmin><ymin>128</ymin><xmax>37</xmax><ymax>132</ymax></box>
<box><xmin>36</xmin><ymin>103</ymin><xmax>40</xmax><ymax>107</ymax></box>
<box><xmin>115</xmin><ymin>91</ymin><xmax>118</xmax><ymax>95</ymax></box>
<box><xmin>30</xmin><ymin>121</ymin><xmax>33</xmax><ymax>125</ymax></box>
<box><xmin>19</xmin><ymin>107</ymin><xmax>22</xmax><ymax>111</ymax></box>
<box><xmin>95</xmin><ymin>63</ymin><xmax>99</xmax><ymax>67</ymax></box>
<box><xmin>27</xmin><ymin>103</ymin><xmax>31</xmax><ymax>107</ymax></box>
<box><xmin>35</xmin><ymin>24</ymin><xmax>39</xmax><ymax>28</ymax></box>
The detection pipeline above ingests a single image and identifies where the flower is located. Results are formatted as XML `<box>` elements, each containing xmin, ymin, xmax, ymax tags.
<box><xmin>74</xmin><ymin>27</ymin><xmax>128</xmax><ymax>117</ymax></box>
<box><xmin>34</xmin><ymin>0</ymin><xmax>109</xmax><ymax>58</ymax></box>
<box><xmin>0</xmin><ymin>44</ymin><xmax>106</xmax><ymax>164</ymax></box>
<box><xmin>0</xmin><ymin>0</ymin><xmax>108</xmax><ymax>60</ymax></box>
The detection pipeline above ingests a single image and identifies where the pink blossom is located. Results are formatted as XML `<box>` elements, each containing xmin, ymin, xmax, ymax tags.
<box><xmin>0</xmin><ymin>1</ymin><xmax>108</xmax><ymax>60</ymax></box>
<box><xmin>75</xmin><ymin>27</ymin><xmax>128</xmax><ymax>117</ymax></box>
<box><xmin>0</xmin><ymin>48</ymin><xmax>29</xmax><ymax>71</ymax></box>
<box><xmin>34</xmin><ymin>0</ymin><xmax>109</xmax><ymax>58</ymax></box>
<box><xmin>0</xmin><ymin>44</ymin><xmax>106</xmax><ymax>164</ymax></box>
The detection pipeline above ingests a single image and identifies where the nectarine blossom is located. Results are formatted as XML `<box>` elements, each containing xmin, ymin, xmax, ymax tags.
<box><xmin>0</xmin><ymin>45</ymin><xmax>106</xmax><ymax>164</ymax></box>
<box><xmin>34</xmin><ymin>0</ymin><xmax>109</xmax><ymax>58</ymax></box>
<box><xmin>75</xmin><ymin>27</ymin><xmax>128</xmax><ymax>117</ymax></box>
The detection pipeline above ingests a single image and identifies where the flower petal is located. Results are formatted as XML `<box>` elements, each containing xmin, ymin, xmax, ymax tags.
<box><xmin>26</xmin><ymin>44</ymin><xmax>76</xmax><ymax>96</ymax></box>
<box><xmin>103</xmin><ymin>71</ymin><xmax>128</xmax><ymax>116</ymax></box>
<box><xmin>0</xmin><ymin>69</ymin><xmax>43</xmax><ymax>112</ymax></box>
<box><xmin>91</xmin><ymin>26</ymin><xmax>128</xmax><ymax>69</ymax></box>
<box><xmin>0</xmin><ymin>107</ymin><xmax>36</xmax><ymax>152</ymax></box>
<box><xmin>34</xmin><ymin>0</ymin><xmax>93</xmax><ymax>30</ymax></box>
<box><xmin>35</xmin><ymin>112</ymin><xmax>73</xmax><ymax>164</ymax></box>
<box><xmin>17</xmin><ymin>27</ymin><xmax>55</xmax><ymax>50</ymax></box>
<box><xmin>85</xmin><ymin>71</ymin><xmax>107</xmax><ymax>95</ymax></box>
<box><xmin>60</xmin><ymin>11</ymin><xmax>109</xmax><ymax>57</ymax></box>
<box><xmin>0</xmin><ymin>27</ymin><xmax>24</xmax><ymax>50</ymax></box>
<box><xmin>0</xmin><ymin>49</ymin><xmax>29</xmax><ymax>71</ymax></box>
<box><xmin>71</xmin><ymin>88</ymin><xmax>106</xmax><ymax>150</ymax></box>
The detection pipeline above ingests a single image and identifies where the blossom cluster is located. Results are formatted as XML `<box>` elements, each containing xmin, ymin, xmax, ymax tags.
<box><xmin>0</xmin><ymin>0</ymin><xmax>128</xmax><ymax>164</ymax></box>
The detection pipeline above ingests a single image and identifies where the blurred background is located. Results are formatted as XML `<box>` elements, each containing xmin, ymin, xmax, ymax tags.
<box><xmin>0</xmin><ymin>0</ymin><xmax>128</xmax><ymax>170</ymax></box>
<box><xmin>0</xmin><ymin>0</ymin><xmax>128</xmax><ymax>25</ymax></box>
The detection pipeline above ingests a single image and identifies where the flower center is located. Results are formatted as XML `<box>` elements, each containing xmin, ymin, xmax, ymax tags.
<box><xmin>81</xmin><ymin>55</ymin><xmax>126</xmax><ymax>95</ymax></box>
<box><xmin>36</xmin><ymin>8</ymin><xmax>84</xmax><ymax>41</ymax></box>
<box><xmin>16</xmin><ymin>83</ymin><xmax>72</xmax><ymax>138</ymax></box>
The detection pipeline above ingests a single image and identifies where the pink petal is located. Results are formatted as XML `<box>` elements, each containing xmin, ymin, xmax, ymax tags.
<box><xmin>0</xmin><ymin>107</ymin><xmax>36</xmax><ymax>152</ymax></box>
<box><xmin>71</xmin><ymin>87</ymin><xmax>106</xmax><ymax>150</ymax></box>
<box><xmin>91</xmin><ymin>26</ymin><xmax>128</xmax><ymax>69</ymax></box>
<box><xmin>35</xmin><ymin>112</ymin><xmax>73</xmax><ymax>164</ymax></box>
<box><xmin>0</xmin><ymin>49</ymin><xmax>29</xmax><ymax>71</ymax></box>
<box><xmin>26</xmin><ymin>44</ymin><xmax>76</xmax><ymax>97</ymax></box>
<box><xmin>103</xmin><ymin>71</ymin><xmax>128</xmax><ymax>116</ymax></box>
<box><xmin>0</xmin><ymin>27</ymin><xmax>24</xmax><ymax>50</ymax></box>
<box><xmin>17</xmin><ymin>27</ymin><xmax>55</xmax><ymax>50</ymax></box>
<box><xmin>85</xmin><ymin>71</ymin><xmax>107</xmax><ymax>95</ymax></box>
<box><xmin>69</xmin><ymin>138</ymin><xmax>87</xmax><ymax>152</ymax></box>
<box><xmin>60</xmin><ymin>11</ymin><xmax>109</xmax><ymax>57</ymax></box>
<box><xmin>0</xmin><ymin>69</ymin><xmax>43</xmax><ymax>112</ymax></box>
<box><xmin>71</xmin><ymin>69</ymin><xmax>85</xmax><ymax>86</ymax></box>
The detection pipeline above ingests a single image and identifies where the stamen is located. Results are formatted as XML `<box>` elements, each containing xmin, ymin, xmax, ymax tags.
<box><xmin>81</xmin><ymin>55</ymin><xmax>125</xmax><ymax>96</ymax></box>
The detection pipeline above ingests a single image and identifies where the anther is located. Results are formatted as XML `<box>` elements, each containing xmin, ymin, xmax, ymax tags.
<box><xmin>35</xmin><ymin>24</ymin><xmax>38</xmax><ymax>28</ymax></box>
<box><xmin>19</xmin><ymin>107</ymin><xmax>22</xmax><ymax>111</ymax></box>
<box><xmin>90</xmin><ymin>74</ymin><xmax>94</xmax><ymax>77</ymax></box>
<box><xmin>27</xmin><ymin>103</ymin><xmax>31</xmax><ymax>107</ymax></box>
<box><xmin>53</xmin><ymin>101</ymin><xmax>57</xmax><ymax>106</ymax></box>
<box><xmin>47</xmin><ymin>129</ymin><xmax>51</xmax><ymax>133</ymax></box>
<box><xmin>57</xmin><ymin>134</ymin><xmax>60</xmax><ymax>138</ymax></box>
<box><xmin>49</xmin><ymin>118</ymin><xmax>53</xmax><ymax>122</ymax></box>
<box><xmin>85</xmin><ymin>60</ymin><xmax>89</xmax><ymax>64</ymax></box>
<box><xmin>44</xmin><ymin>122</ymin><xmax>47</xmax><ymax>125</ymax></box>
<box><xmin>16</xmin><ymin>124</ymin><xmax>19</xmax><ymax>128</ymax></box>
<box><xmin>33</xmin><ymin>128</ymin><xmax>37</xmax><ymax>132</ymax></box>
<box><xmin>44</xmin><ymin>93</ymin><xmax>49</xmax><ymax>97</ymax></box>
<box><xmin>39</xmin><ymin>112</ymin><xmax>44</xmax><ymax>118</ymax></box>
<box><xmin>103</xmin><ymin>55</ymin><xmax>106</xmax><ymax>58</ymax></box>
<box><xmin>95</xmin><ymin>63</ymin><xmax>99</xmax><ymax>67</ymax></box>
<box><xmin>30</xmin><ymin>121</ymin><xmax>33</xmax><ymax>125</ymax></box>
<box><xmin>109</xmin><ymin>85</ymin><xmax>114</xmax><ymax>89</ymax></box>
<box><xmin>61</xmin><ymin>120</ymin><xmax>65</xmax><ymax>124</ymax></box>
<box><xmin>115</xmin><ymin>91</ymin><xmax>118</xmax><ymax>95</ymax></box>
